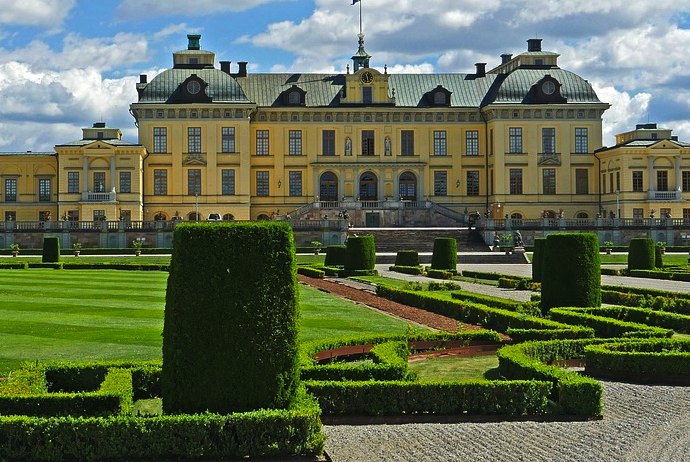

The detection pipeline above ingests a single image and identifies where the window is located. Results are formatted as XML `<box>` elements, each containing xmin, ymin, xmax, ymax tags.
<box><xmin>67</xmin><ymin>172</ymin><xmax>79</xmax><ymax>193</ymax></box>
<box><xmin>401</xmin><ymin>130</ymin><xmax>414</xmax><ymax>156</ymax></box>
<box><xmin>187</xmin><ymin>169</ymin><xmax>201</xmax><ymax>195</ymax></box>
<box><xmin>256</xmin><ymin>130</ymin><xmax>269</xmax><ymax>156</ymax></box>
<box><xmin>683</xmin><ymin>171</ymin><xmax>690</xmax><ymax>192</ymax></box>
<box><xmin>575</xmin><ymin>128</ymin><xmax>588</xmax><ymax>153</ymax></box>
<box><xmin>399</xmin><ymin>172</ymin><xmax>416</xmax><ymax>200</ymax></box>
<box><xmin>466</xmin><ymin>171</ymin><xmax>479</xmax><ymax>196</ymax></box>
<box><xmin>221</xmin><ymin>169</ymin><xmax>235</xmax><ymax>195</ymax></box>
<box><xmin>509</xmin><ymin>127</ymin><xmax>522</xmax><ymax>153</ymax></box>
<box><xmin>433</xmin><ymin>130</ymin><xmax>447</xmax><ymax>156</ymax></box>
<box><xmin>362</xmin><ymin>130</ymin><xmax>375</xmax><ymax>156</ymax></box>
<box><xmin>153</xmin><ymin>127</ymin><xmax>167</xmax><ymax>153</ymax></box>
<box><xmin>119</xmin><ymin>172</ymin><xmax>131</xmax><ymax>193</ymax></box>
<box><xmin>222</xmin><ymin>127</ymin><xmax>235</xmax><ymax>153</ymax></box>
<box><xmin>433</xmin><ymin>171</ymin><xmax>447</xmax><ymax>196</ymax></box>
<box><xmin>188</xmin><ymin>127</ymin><xmax>201</xmax><ymax>153</ymax></box>
<box><xmin>657</xmin><ymin>170</ymin><xmax>668</xmax><ymax>191</ymax></box>
<box><xmin>575</xmin><ymin>169</ymin><xmax>589</xmax><ymax>195</ymax></box>
<box><xmin>256</xmin><ymin>171</ymin><xmax>269</xmax><ymax>196</ymax></box>
<box><xmin>93</xmin><ymin>210</ymin><xmax>105</xmax><ymax>221</ymax></box>
<box><xmin>433</xmin><ymin>92</ymin><xmax>447</xmax><ymax>105</ymax></box>
<box><xmin>38</xmin><ymin>179</ymin><xmax>51</xmax><ymax>201</ymax></box>
<box><xmin>509</xmin><ymin>169</ymin><xmax>523</xmax><ymax>195</ymax></box>
<box><xmin>632</xmin><ymin>171</ymin><xmax>643</xmax><ymax>192</ymax></box>
<box><xmin>466</xmin><ymin>130</ymin><xmax>479</xmax><ymax>156</ymax></box>
<box><xmin>542</xmin><ymin>168</ymin><xmax>556</xmax><ymax>195</ymax></box>
<box><xmin>684</xmin><ymin>208</ymin><xmax>690</xmax><ymax>222</ymax></box>
<box><xmin>93</xmin><ymin>172</ymin><xmax>106</xmax><ymax>192</ymax></box>
<box><xmin>288</xmin><ymin>130</ymin><xmax>302</xmax><ymax>156</ymax></box>
<box><xmin>609</xmin><ymin>172</ymin><xmax>614</xmax><ymax>193</ymax></box>
<box><xmin>289</xmin><ymin>171</ymin><xmax>302</xmax><ymax>197</ymax></box>
<box><xmin>633</xmin><ymin>208</ymin><xmax>644</xmax><ymax>222</ymax></box>
<box><xmin>362</xmin><ymin>86</ymin><xmax>372</xmax><ymax>104</ymax></box>
<box><xmin>322</xmin><ymin>130</ymin><xmax>335</xmax><ymax>156</ymax></box>
<box><xmin>4</xmin><ymin>178</ymin><xmax>17</xmax><ymax>202</ymax></box>
<box><xmin>542</xmin><ymin>128</ymin><xmax>556</xmax><ymax>154</ymax></box>
<box><xmin>616</xmin><ymin>171</ymin><xmax>620</xmax><ymax>192</ymax></box>
<box><xmin>288</xmin><ymin>91</ymin><xmax>301</xmax><ymax>105</ymax></box>
<box><xmin>153</xmin><ymin>169</ymin><xmax>167</xmax><ymax>195</ymax></box>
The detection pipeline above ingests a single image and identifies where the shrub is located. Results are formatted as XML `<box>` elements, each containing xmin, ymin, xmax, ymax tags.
<box><xmin>548</xmin><ymin>308</ymin><xmax>673</xmax><ymax>338</ymax></box>
<box><xmin>395</xmin><ymin>250</ymin><xmax>419</xmax><ymax>267</ymax></box>
<box><xmin>540</xmin><ymin>233</ymin><xmax>601</xmax><ymax>314</ymax></box>
<box><xmin>297</xmin><ymin>266</ymin><xmax>325</xmax><ymax>279</ymax></box>
<box><xmin>628</xmin><ymin>238</ymin><xmax>655</xmax><ymax>270</ymax></box>
<box><xmin>324</xmin><ymin>245</ymin><xmax>347</xmax><ymax>266</ymax></box>
<box><xmin>426</xmin><ymin>268</ymin><xmax>453</xmax><ymax>279</ymax></box>
<box><xmin>531</xmin><ymin>237</ymin><xmax>547</xmax><ymax>283</ymax></box>
<box><xmin>42</xmin><ymin>237</ymin><xmax>60</xmax><ymax>263</ymax></box>
<box><xmin>389</xmin><ymin>265</ymin><xmax>425</xmax><ymax>275</ymax></box>
<box><xmin>344</xmin><ymin>235</ymin><xmax>376</xmax><ymax>271</ymax></box>
<box><xmin>654</xmin><ymin>245</ymin><xmax>663</xmax><ymax>268</ymax></box>
<box><xmin>163</xmin><ymin>222</ymin><xmax>300</xmax><ymax>414</ymax></box>
<box><xmin>430</xmin><ymin>238</ymin><xmax>457</xmax><ymax>270</ymax></box>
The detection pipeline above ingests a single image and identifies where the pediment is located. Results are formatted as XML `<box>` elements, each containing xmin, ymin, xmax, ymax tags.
<box><xmin>648</xmin><ymin>139</ymin><xmax>682</xmax><ymax>150</ymax></box>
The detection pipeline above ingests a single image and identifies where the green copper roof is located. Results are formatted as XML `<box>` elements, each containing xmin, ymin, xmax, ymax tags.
<box><xmin>485</xmin><ymin>69</ymin><xmax>602</xmax><ymax>104</ymax></box>
<box><xmin>237</xmin><ymin>74</ymin><xmax>345</xmax><ymax>107</ymax></box>
<box><xmin>389</xmin><ymin>74</ymin><xmax>498</xmax><ymax>107</ymax></box>
<box><xmin>139</xmin><ymin>68</ymin><xmax>249</xmax><ymax>103</ymax></box>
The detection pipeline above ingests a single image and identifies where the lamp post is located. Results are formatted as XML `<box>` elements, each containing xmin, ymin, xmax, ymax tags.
<box><xmin>615</xmin><ymin>189</ymin><xmax>620</xmax><ymax>219</ymax></box>
<box><xmin>195</xmin><ymin>193</ymin><xmax>199</xmax><ymax>222</ymax></box>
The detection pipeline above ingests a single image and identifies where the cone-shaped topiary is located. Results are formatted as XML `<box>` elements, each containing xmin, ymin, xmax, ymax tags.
<box><xmin>344</xmin><ymin>235</ymin><xmax>376</xmax><ymax>271</ymax></box>
<box><xmin>531</xmin><ymin>237</ymin><xmax>547</xmax><ymax>282</ymax></box>
<box><xmin>395</xmin><ymin>250</ymin><xmax>419</xmax><ymax>267</ymax></box>
<box><xmin>42</xmin><ymin>237</ymin><xmax>60</xmax><ymax>263</ymax></box>
<box><xmin>627</xmin><ymin>238</ymin><xmax>655</xmax><ymax>270</ymax></box>
<box><xmin>162</xmin><ymin>222</ymin><xmax>299</xmax><ymax>414</ymax></box>
<box><xmin>324</xmin><ymin>245</ymin><xmax>347</xmax><ymax>266</ymax></box>
<box><xmin>430</xmin><ymin>237</ymin><xmax>457</xmax><ymax>270</ymax></box>
<box><xmin>540</xmin><ymin>233</ymin><xmax>601</xmax><ymax>314</ymax></box>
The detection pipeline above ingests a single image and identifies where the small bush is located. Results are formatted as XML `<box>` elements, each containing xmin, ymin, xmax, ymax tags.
<box><xmin>532</xmin><ymin>238</ymin><xmax>547</xmax><ymax>283</ymax></box>
<box><xmin>42</xmin><ymin>237</ymin><xmax>60</xmax><ymax>263</ymax></box>
<box><xmin>297</xmin><ymin>266</ymin><xmax>325</xmax><ymax>279</ymax></box>
<box><xmin>324</xmin><ymin>245</ymin><xmax>347</xmax><ymax>266</ymax></box>
<box><xmin>345</xmin><ymin>235</ymin><xmax>376</xmax><ymax>271</ymax></box>
<box><xmin>395</xmin><ymin>250</ymin><xmax>419</xmax><ymax>267</ymax></box>
<box><xmin>430</xmin><ymin>238</ymin><xmax>457</xmax><ymax>270</ymax></box>
<box><xmin>628</xmin><ymin>238</ymin><xmax>655</xmax><ymax>270</ymax></box>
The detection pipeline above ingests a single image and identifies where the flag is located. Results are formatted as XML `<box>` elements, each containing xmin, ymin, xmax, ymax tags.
<box><xmin>352</xmin><ymin>0</ymin><xmax>360</xmax><ymax>4</ymax></box>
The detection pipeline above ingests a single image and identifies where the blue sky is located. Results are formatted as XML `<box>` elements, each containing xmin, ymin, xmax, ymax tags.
<box><xmin>0</xmin><ymin>0</ymin><xmax>689</xmax><ymax>151</ymax></box>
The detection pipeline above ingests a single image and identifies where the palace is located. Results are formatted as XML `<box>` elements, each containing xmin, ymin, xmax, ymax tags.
<box><xmin>1</xmin><ymin>33</ymin><xmax>689</xmax><ymax>234</ymax></box>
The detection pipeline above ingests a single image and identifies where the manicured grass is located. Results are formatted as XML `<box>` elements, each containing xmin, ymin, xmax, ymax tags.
<box><xmin>408</xmin><ymin>354</ymin><xmax>499</xmax><ymax>381</ymax></box>
<box><xmin>0</xmin><ymin>269</ymin><xmax>413</xmax><ymax>375</ymax></box>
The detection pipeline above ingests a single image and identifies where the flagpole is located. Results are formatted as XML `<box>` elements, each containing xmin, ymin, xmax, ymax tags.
<box><xmin>359</xmin><ymin>0</ymin><xmax>362</xmax><ymax>35</ymax></box>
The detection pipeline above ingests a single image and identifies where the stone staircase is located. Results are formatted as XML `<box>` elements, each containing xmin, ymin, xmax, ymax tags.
<box><xmin>348</xmin><ymin>227</ymin><xmax>488</xmax><ymax>252</ymax></box>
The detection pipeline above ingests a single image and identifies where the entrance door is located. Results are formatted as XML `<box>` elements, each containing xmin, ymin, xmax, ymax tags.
<box><xmin>365</xmin><ymin>212</ymin><xmax>380</xmax><ymax>227</ymax></box>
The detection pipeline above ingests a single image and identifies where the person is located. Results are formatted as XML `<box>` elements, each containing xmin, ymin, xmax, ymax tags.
<box><xmin>493</xmin><ymin>232</ymin><xmax>500</xmax><ymax>251</ymax></box>
<box><xmin>513</xmin><ymin>230</ymin><xmax>523</xmax><ymax>247</ymax></box>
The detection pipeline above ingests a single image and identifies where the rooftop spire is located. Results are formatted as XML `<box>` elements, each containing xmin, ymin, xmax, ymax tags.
<box><xmin>351</xmin><ymin>33</ymin><xmax>371</xmax><ymax>71</ymax></box>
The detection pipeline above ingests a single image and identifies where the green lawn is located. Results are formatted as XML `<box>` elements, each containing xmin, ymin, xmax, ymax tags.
<box><xmin>0</xmin><ymin>269</ymin><xmax>412</xmax><ymax>375</ymax></box>
<box><xmin>408</xmin><ymin>354</ymin><xmax>499</xmax><ymax>381</ymax></box>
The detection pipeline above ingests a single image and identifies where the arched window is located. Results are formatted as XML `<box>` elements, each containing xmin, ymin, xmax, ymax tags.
<box><xmin>222</xmin><ymin>213</ymin><xmax>235</xmax><ymax>221</ymax></box>
<box><xmin>398</xmin><ymin>171</ymin><xmax>417</xmax><ymax>200</ymax></box>
<box><xmin>319</xmin><ymin>172</ymin><xmax>338</xmax><ymax>201</ymax></box>
<box><xmin>187</xmin><ymin>212</ymin><xmax>200</xmax><ymax>221</ymax></box>
<box><xmin>576</xmin><ymin>212</ymin><xmax>589</xmax><ymax>219</ymax></box>
<box><xmin>256</xmin><ymin>214</ymin><xmax>271</xmax><ymax>221</ymax></box>
<box><xmin>154</xmin><ymin>212</ymin><xmax>167</xmax><ymax>221</ymax></box>
<box><xmin>510</xmin><ymin>212</ymin><xmax>523</xmax><ymax>226</ymax></box>
<box><xmin>288</xmin><ymin>91</ymin><xmax>301</xmax><ymax>105</ymax></box>
<box><xmin>359</xmin><ymin>171</ymin><xmax>378</xmax><ymax>201</ymax></box>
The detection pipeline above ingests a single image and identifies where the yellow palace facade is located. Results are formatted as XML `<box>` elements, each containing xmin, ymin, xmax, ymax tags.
<box><xmin>2</xmin><ymin>34</ymin><xmax>690</xmax><ymax>229</ymax></box>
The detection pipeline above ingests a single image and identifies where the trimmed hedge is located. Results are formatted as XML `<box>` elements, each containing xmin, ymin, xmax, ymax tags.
<box><xmin>306</xmin><ymin>380</ymin><xmax>551</xmax><ymax>416</ymax></box>
<box><xmin>628</xmin><ymin>238</ymin><xmax>655</xmax><ymax>270</ymax></box>
<box><xmin>395</xmin><ymin>250</ymin><xmax>419</xmax><ymax>267</ymax></box>
<box><xmin>426</xmin><ymin>268</ymin><xmax>454</xmax><ymax>279</ymax></box>
<box><xmin>585</xmin><ymin>339</ymin><xmax>690</xmax><ymax>383</ymax></box>
<box><xmin>42</xmin><ymin>237</ymin><xmax>60</xmax><ymax>263</ymax></box>
<box><xmin>602</xmin><ymin>288</ymin><xmax>690</xmax><ymax>315</ymax></box>
<box><xmin>563</xmin><ymin>306</ymin><xmax>690</xmax><ymax>334</ymax></box>
<box><xmin>506</xmin><ymin>327</ymin><xmax>595</xmax><ymax>342</ymax></box>
<box><xmin>344</xmin><ymin>235</ymin><xmax>376</xmax><ymax>271</ymax></box>
<box><xmin>532</xmin><ymin>237</ymin><xmax>547</xmax><ymax>283</ymax></box>
<box><xmin>389</xmin><ymin>265</ymin><xmax>425</xmax><ymax>275</ymax></box>
<box><xmin>297</xmin><ymin>266</ymin><xmax>325</xmax><ymax>278</ymax></box>
<box><xmin>450</xmin><ymin>291</ymin><xmax>522</xmax><ymax>311</ymax></box>
<box><xmin>548</xmin><ymin>308</ymin><xmax>673</xmax><ymax>338</ymax></box>
<box><xmin>541</xmin><ymin>233</ymin><xmax>601</xmax><ymax>314</ymax></box>
<box><xmin>163</xmin><ymin>222</ymin><xmax>299</xmax><ymax>414</ymax></box>
<box><xmin>430</xmin><ymin>238</ymin><xmax>457</xmax><ymax>270</ymax></box>
<box><xmin>497</xmin><ymin>339</ymin><xmax>607</xmax><ymax>416</ymax></box>
<box><xmin>324</xmin><ymin>245</ymin><xmax>347</xmax><ymax>267</ymax></box>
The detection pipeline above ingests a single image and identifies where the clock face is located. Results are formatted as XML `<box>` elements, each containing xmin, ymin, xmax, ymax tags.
<box><xmin>361</xmin><ymin>71</ymin><xmax>374</xmax><ymax>84</ymax></box>
<box><xmin>187</xmin><ymin>80</ymin><xmax>201</xmax><ymax>95</ymax></box>
<box><xmin>542</xmin><ymin>81</ymin><xmax>556</xmax><ymax>95</ymax></box>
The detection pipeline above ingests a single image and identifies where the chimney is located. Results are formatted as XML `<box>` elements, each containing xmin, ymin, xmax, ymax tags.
<box><xmin>139</xmin><ymin>74</ymin><xmax>147</xmax><ymax>84</ymax></box>
<box><xmin>93</xmin><ymin>122</ymin><xmax>106</xmax><ymax>128</ymax></box>
<box><xmin>220</xmin><ymin>61</ymin><xmax>232</xmax><ymax>74</ymax></box>
<box><xmin>237</xmin><ymin>61</ymin><xmax>248</xmax><ymax>77</ymax></box>
<box><xmin>527</xmin><ymin>38</ymin><xmax>542</xmax><ymax>52</ymax></box>
<box><xmin>475</xmin><ymin>63</ymin><xmax>486</xmax><ymax>77</ymax></box>
<box><xmin>501</xmin><ymin>53</ymin><xmax>512</xmax><ymax>64</ymax></box>
<box><xmin>636</xmin><ymin>123</ymin><xmax>657</xmax><ymax>130</ymax></box>
<box><xmin>187</xmin><ymin>34</ymin><xmax>201</xmax><ymax>50</ymax></box>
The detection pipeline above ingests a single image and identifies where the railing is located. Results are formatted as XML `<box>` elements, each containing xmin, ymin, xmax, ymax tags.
<box><xmin>486</xmin><ymin>216</ymin><xmax>684</xmax><ymax>230</ymax></box>
<box><xmin>649</xmin><ymin>190</ymin><xmax>681</xmax><ymax>201</ymax></box>
<box><xmin>82</xmin><ymin>191</ymin><xmax>116</xmax><ymax>202</ymax></box>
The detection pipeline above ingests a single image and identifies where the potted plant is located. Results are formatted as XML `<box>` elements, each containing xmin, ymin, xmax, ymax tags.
<box><xmin>72</xmin><ymin>242</ymin><xmax>82</xmax><ymax>257</ymax></box>
<box><xmin>656</xmin><ymin>241</ymin><xmax>666</xmax><ymax>255</ymax></box>
<box><xmin>603</xmin><ymin>241</ymin><xmax>613</xmax><ymax>254</ymax></box>
<box><xmin>310</xmin><ymin>240</ymin><xmax>322</xmax><ymax>255</ymax></box>
<box><xmin>9</xmin><ymin>243</ymin><xmax>19</xmax><ymax>257</ymax></box>
<box><xmin>499</xmin><ymin>234</ymin><xmax>513</xmax><ymax>254</ymax></box>
<box><xmin>132</xmin><ymin>239</ymin><xmax>143</xmax><ymax>256</ymax></box>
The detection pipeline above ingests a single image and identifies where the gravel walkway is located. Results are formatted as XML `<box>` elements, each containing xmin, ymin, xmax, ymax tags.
<box><xmin>312</xmin><ymin>263</ymin><xmax>690</xmax><ymax>461</ymax></box>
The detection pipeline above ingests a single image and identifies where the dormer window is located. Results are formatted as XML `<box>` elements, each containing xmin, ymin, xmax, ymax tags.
<box><xmin>426</xmin><ymin>85</ymin><xmax>452</xmax><ymax>107</ymax></box>
<box><xmin>527</xmin><ymin>75</ymin><xmax>567</xmax><ymax>104</ymax></box>
<box><xmin>281</xmin><ymin>85</ymin><xmax>306</xmax><ymax>106</ymax></box>
<box><xmin>434</xmin><ymin>92</ymin><xmax>447</xmax><ymax>105</ymax></box>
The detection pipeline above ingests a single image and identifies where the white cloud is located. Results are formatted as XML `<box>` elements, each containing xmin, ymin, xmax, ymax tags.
<box><xmin>153</xmin><ymin>23</ymin><xmax>197</xmax><ymax>41</ymax></box>
<box><xmin>117</xmin><ymin>0</ymin><xmax>285</xmax><ymax>18</ymax></box>
<box><xmin>0</xmin><ymin>0</ymin><xmax>75</xmax><ymax>28</ymax></box>
<box><xmin>594</xmin><ymin>83</ymin><xmax>651</xmax><ymax>146</ymax></box>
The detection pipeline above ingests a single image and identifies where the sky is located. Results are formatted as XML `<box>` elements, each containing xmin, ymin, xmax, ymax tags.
<box><xmin>0</xmin><ymin>0</ymin><xmax>689</xmax><ymax>151</ymax></box>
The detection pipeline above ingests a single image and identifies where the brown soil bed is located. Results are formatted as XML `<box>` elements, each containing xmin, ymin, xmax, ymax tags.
<box><xmin>299</xmin><ymin>275</ymin><xmax>479</xmax><ymax>333</ymax></box>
